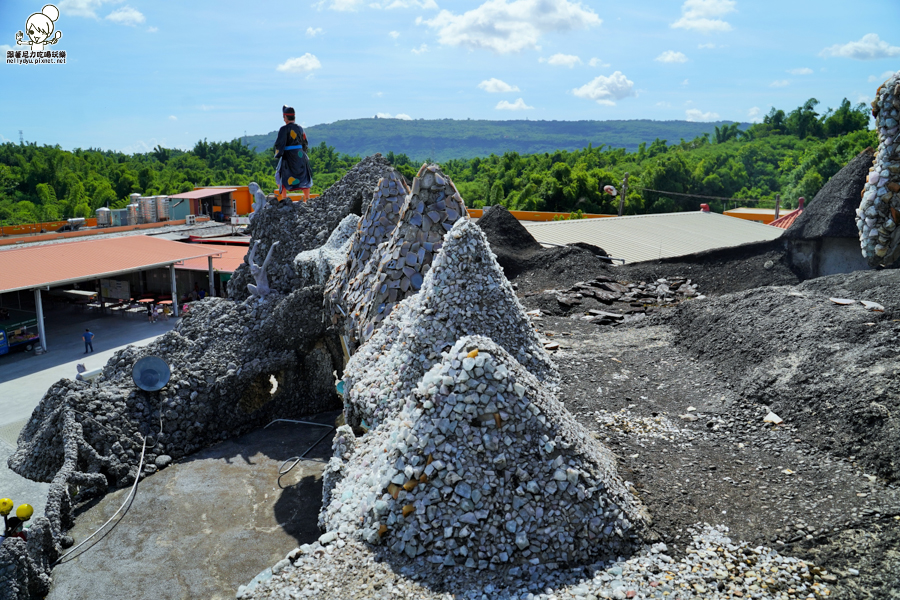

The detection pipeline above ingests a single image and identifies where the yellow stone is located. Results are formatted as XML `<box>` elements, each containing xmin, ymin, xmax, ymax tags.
<box><xmin>403</xmin><ymin>479</ymin><xmax>418</xmax><ymax>491</ymax></box>
<box><xmin>467</xmin><ymin>349</ymin><xmax>479</xmax><ymax>358</ymax></box>
<box><xmin>402</xmin><ymin>504</ymin><xmax>415</xmax><ymax>517</ymax></box>
<box><xmin>378</xmin><ymin>524</ymin><xmax>388</xmax><ymax>537</ymax></box>
<box><xmin>388</xmin><ymin>483</ymin><xmax>401</xmax><ymax>499</ymax></box>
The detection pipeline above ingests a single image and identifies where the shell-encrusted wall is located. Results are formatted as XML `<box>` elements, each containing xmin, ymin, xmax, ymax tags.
<box><xmin>858</xmin><ymin>70</ymin><xmax>900</xmax><ymax>266</ymax></box>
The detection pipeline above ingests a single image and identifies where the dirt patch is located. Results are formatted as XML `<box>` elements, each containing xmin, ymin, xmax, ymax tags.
<box><xmin>536</xmin><ymin>314</ymin><xmax>900</xmax><ymax>599</ymax></box>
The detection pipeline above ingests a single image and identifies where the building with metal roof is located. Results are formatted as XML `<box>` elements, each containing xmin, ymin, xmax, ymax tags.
<box><xmin>521</xmin><ymin>210</ymin><xmax>785</xmax><ymax>264</ymax></box>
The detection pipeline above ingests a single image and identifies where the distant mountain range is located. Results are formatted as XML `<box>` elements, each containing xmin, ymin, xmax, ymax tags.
<box><xmin>242</xmin><ymin>118</ymin><xmax>745</xmax><ymax>162</ymax></box>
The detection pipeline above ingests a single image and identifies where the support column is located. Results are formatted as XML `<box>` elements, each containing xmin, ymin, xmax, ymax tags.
<box><xmin>34</xmin><ymin>288</ymin><xmax>47</xmax><ymax>352</ymax></box>
<box><xmin>170</xmin><ymin>264</ymin><xmax>179</xmax><ymax>317</ymax></box>
<box><xmin>208</xmin><ymin>256</ymin><xmax>216</xmax><ymax>298</ymax></box>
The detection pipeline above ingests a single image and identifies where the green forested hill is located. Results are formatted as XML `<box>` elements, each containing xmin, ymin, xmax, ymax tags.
<box><xmin>243</xmin><ymin>118</ymin><xmax>747</xmax><ymax>162</ymax></box>
<box><xmin>0</xmin><ymin>98</ymin><xmax>873</xmax><ymax>225</ymax></box>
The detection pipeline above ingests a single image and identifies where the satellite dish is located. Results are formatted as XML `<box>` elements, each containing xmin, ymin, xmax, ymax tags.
<box><xmin>132</xmin><ymin>356</ymin><xmax>171</xmax><ymax>392</ymax></box>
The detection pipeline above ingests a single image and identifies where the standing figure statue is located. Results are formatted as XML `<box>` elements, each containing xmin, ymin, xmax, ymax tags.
<box><xmin>247</xmin><ymin>240</ymin><xmax>280</xmax><ymax>298</ymax></box>
<box><xmin>248</xmin><ymin>182</ymin><xmax>267</xmax><ymax>220</ymax></box>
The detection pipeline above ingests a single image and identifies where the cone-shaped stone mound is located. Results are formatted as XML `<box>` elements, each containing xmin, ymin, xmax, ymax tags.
<box><xmin>857</xmin><ymin>70</ymin><xmax>900</xmax><ymax>266</ymax></box>
<box><xmin>321</xmin><ymin>335</ymin><xmax>648</xmax><ymax>568</ymax></box>
<box><xmin>325</xmin><ymin>170</ymin><xmax>408</xmax><ymax>335</ymax></box>
<box><xmin>354</xmin><ymin>163</ymin><xmax>468</xmax><ymax>342</ymax></box>
<box><xmin>343</xmin><ymin>218</ymin><xmax>557</xmax><ymax>429</ymax></box>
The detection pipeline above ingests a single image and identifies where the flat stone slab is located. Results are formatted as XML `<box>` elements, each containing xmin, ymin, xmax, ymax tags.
<box><xmin>47</xmin><ymin>416</ymin><xmax>337</xmax><ymax>600</ymax></box>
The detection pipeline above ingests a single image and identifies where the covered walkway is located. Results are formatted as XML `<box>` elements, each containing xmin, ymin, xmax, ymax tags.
<box><xmin>0</xmin><ymin>236</ymin><xmax>219</xmax><ymax>352</ymax></box>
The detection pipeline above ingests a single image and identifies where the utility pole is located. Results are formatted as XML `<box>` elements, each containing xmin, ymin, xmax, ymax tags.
<box><xmin>19</xmin><ymin>130</ymin><xmax>23</xmax><ymax>145</ymax></box>
<box><xmin>618</xmin><ymin>173</ymin><xmax>629</xmax><ymax>217</ymax></box>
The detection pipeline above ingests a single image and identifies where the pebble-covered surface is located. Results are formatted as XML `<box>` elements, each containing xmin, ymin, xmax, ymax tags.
<box><xmin>229</xmin><ymin>155</ymin><xmax>393</xmax><ymax>299</ymax></box>
<box><xmin>325</xmin><ymin>170</ymin><xmax>408</xmax><ymax>337</ymax></box>
<box><xmin>294</xmin><ymin>214</ymin><xmax>360</xmax><ymax>287</ymax></box>
<box><xmin>858</xmin><ymin>70</ymin><xmax>900</xmax><ymax>265</ymax></box>
<box><xmin>341</xmin><ymin>218</ymin><xmax>557</xmax><ymax>429</ymax></box>
<box><xmin>329</xmin><ymin>163</ymin><xmax>468</xmax><ymax>345</ymax></box>
<box><xmin>322</xmin><ymin>336</ymin><xmax>647</xmax><ymax>567</ymax></box>
<box><xmin>239</xmin><ymin>524</ymin><xmax>836</xmax><ymax>600</ymax></box>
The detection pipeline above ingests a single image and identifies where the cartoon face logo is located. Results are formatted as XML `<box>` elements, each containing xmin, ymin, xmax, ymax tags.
<box><xmin>16</xmin><ymin>5</ymin><xmax>62</xmax><ymax>52</ymax></box>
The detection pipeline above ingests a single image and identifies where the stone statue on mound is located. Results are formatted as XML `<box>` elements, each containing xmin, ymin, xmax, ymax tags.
<box><xmin>248</xmin><ymin>182</ymin><xmax>267</xmax><ymax>220</ymax></box>
<box><xmin>247</xmin><ymin>240</ymin><xmax>279</xmax><ymax>298</ymax></box>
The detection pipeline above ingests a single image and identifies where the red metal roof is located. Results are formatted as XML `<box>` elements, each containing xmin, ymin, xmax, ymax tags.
<box><xmin>0</xmin><ymin>236</ymin><xmax>220</xmax><ymax>293</ymax></box>
<box><xmin>168</xmin><ymin>188</ymin><xmax>236</xmax><ymax>200</ymax></box>
<box><xmin>770</xmin><ymin>209</ymin><xmax>803</xmax><ymax>230</ymax></box>
<box><xmin>175</xmin><ymin>244</ymin><xmax>247</xmax><ymax>273</ymax></box>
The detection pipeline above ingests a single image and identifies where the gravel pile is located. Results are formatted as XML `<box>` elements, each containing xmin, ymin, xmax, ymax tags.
<box><xmin>475</xmin><ymin>205</ymin><xmax>546</xmax><ymax>277</ymax></box>
<box><xmin>325</xmin><ymin>170</ymin><xmax>408</xmax><ymax>337</ymax></box>
<box><xmin>328</xmin><ymin>164</ymin><xmax>468</xmax><ymax>345</ymax></box>
<box><xmin>858</xmin><ymin>70</ymin><xmax>900</xmax><ymax>266</ymax></box>
<box><xmin>229</xmin><ymin>154</ymin><xmax>393</xmax><ymax>298</ymax></box>
<box><xmin>341</xmin><ymin>218</ymin><xmax>556</xmax><ymax>430</ymax></box>
<box><xmin>322</xmin><ymin>335</ymin><xmax>647</xmax><ymax>568</ymax></box>
<box><xmin>239</xmin><ymin>523</ymin><xmax>835</xmax><ymax>600</ymax></box>
<box><xmin>554</xmin><ymin>276</ymin><xmax>701</xmax><ymax>311</ymax></box>
<box><xmin>667</xmin><ymin>268</ymin><xmax>900</xmax><ymax>481</ymax></box>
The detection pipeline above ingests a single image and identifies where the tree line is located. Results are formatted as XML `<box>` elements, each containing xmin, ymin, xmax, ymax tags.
<box><xmin>0</xmin><ymin>97</ymin><xmax>873</xmax><ymax>226</ymax></box>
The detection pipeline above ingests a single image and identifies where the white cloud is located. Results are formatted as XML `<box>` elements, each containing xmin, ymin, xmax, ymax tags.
<box><xmin>105</xmin><ymin>6</ymin><xmax>145</xmax><ymax>26</ymax></box>
<box><xmin>411</xmin><ymin>44</ymin><xmax>429</xmax><ymax>54</ymax></box>
<box><xmin>306</xmin><ymin>27</ymin><xmax>323</xmax><ymax>37</ymax></box>
<box><xmin>314</xmin><ymin>0</ymin><xmax>366</xmax><ymax>10</ymax></box>
<box><xmin>496</xmin><ymin>98</ymin><xmax>534</xmax><ymax>110</ymax></box>
<box><xmin>655</xmin><ymin>50</ymin><xmax>688</xmax><ymax>64</ymax></box>
<box><xmin>376</xmin><ymin>113</ymin><xmax>413</xmax><ymax>119</ymax></box>
<box><xmin>868</xmin><ymin>70</ymin><xmax>896</xmax><ymax>83</ymax></box>
<box><xmin>770</xmin><ymin>79</ymin><xmax>790</xmax><ymax>87</ymax></box>
<box><xmin>57</xmin><ymin>0</ymin><xmax>120</xmax><ymax>19</ymax></box>
<box><xmin>748</xmin><ymin>106</ymin><xmax>762</xmax><ymax>123</ymax></box>
<box><xmin>588</xmin><ymin>57</ymin><xmax>609</xmax><ymax>68</ymax></box>
<box><xmin>276</xmin><ymin>53</ymin><xmax>322</xmax><ymax>73</ymax></box>
<box><xmin>422</xmin><ymin>0</ymin><xmax>602</xmax><ymax>54</ymax></box>
<box><xmin>147</xmin><ymin>26</ymin><xmax>158</xmax><ymax>33</ymax></box>
<box><xmin>686</xmin><ymin>108</ymin><xmax>720</xmax><ymax>121</ymax></box>
<box><xmin>697</xmin><ymin>42</ymin><xmax>717</xmax><ymax>49</ymax></box>
<box><xmin>682</xmin><ymin>79</ymin><xmax>689</xmax><ymax>86</ymax></box>
<box><xmin>572</xmin><ymin>71</ymin><xmax>635</xmax><ymax>106</ymax></box>
<box><xmin>540</xmin><ymin>53</ymin><xmax>582</xmax><ymax>68</ymax></box>
<box><xmin>389</xmin><ymin>31</ymin><xmax>400</xmax><ymax>39</ymax></box>
<box><xmin>168</xmin><ymin>115</ymin><xmax>177</xmax><ymax>121</ymax></box>
<box><xmin>0</xmin><ymin>45</ymin><xmax>12</xmax><ymax>53</ymax></box>
<box><xmin>671</xmin><ymin>0</ymin><xmax>736</xmax><ymax>34</ymax></box>
<box><xmin>373</xmin><ymin>91</ymin><xmax>384</xmax><ymax>97</ymax></box>
<box><xmin>787</xmin><ymin>67</ymin><xmax>812</xmax><ymax>75</ymax></box>
<box><xmin>821</xmin><ymin>34</ymin><xmax>900</xmax><ymax>60</ymax></box>
<box><xmin>478</xmin><ymin>78</ymin><xmax>520</xmax><ymax>93</ymax></box>
<box><xmin>373</xmin><ymin>0</ymin><xmax>438</xmax><ymax>7</ymax></box>
<box><xmin>656</xmin><ymin>101</ymin><xmax>672</xmax><ymax>108</ymax></box>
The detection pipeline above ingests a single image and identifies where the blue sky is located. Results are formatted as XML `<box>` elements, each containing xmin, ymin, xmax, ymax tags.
<box><xmin>1</xmin><ymin>0</ymin><xmax>898</xmax><ymax>153</ymax></box>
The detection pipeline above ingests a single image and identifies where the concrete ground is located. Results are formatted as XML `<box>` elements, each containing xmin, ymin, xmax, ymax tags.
<box><xmin>47</xmin><ymin>417</ymin><xmax>336</xmax><ymax>600</ymax></box>
<box><xmin>0</xmin><ymin>304</ymin><xmax>176</xmax><ymax>429</ymax></box>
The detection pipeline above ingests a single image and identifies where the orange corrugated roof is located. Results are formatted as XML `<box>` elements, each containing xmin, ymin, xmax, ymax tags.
<box><xmin>0</xmin><ymin>236</ymin><xmax>219</xmax><ymax>293</ymax></box>
<box><xmin>168</xmin><ymin>188</ymin><xmax>236</xmax><ymax>200</ymax></box>
<box><xmin>770</xmin><ymin>209</ymin><xmax>802</xmax><ymax>230</ymax></box>
<box><xmin>175</xmin><ymin>244</ymin><xmax>247</xmax><ymax>273</ymax></box>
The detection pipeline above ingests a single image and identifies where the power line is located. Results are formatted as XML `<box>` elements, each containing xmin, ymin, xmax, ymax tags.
<box><xmin>632</xmin><ymin>186</ymin><xmax>767</xmax><ymax>204</ymax></box>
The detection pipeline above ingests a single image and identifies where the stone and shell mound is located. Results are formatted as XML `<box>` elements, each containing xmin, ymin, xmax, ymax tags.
<box><xmin>321</xmin><ymin>335</ymin><xmax>648</xmax><ymax>568</ymax></box>
<box><xmin>857</xmin><ymin>70</ymin><xmax>900</xmax><ymax>266</ymax></box>
<box><xmin>229</xmin><ymin>154</ymin><xmax>393</xmax><ymax>298</ymax></box>
<box><xmin>668</xmin><ymin>268</ymin><xmax>900</xmax><ymax>480</ymax></box>
<box><xmin>342</xmin><ymin>218</ymin><xmax>557</xmax><ymax>429</ymax></box>
<box><xmin>350</xmin><ymin>163</ymin><xmax>468</xmax><ymax>343</ymax></box>
<box><xmin>294</xmin><ymin>214</ymin><xmax>360</xmax><ymax>288</ymax></box>
<box><xmin>325</xmin><ymin>170</ymin><xmax>408</xmax><ymax>333</ymax></box>
<box><xmin>10</xmin><ymin>293</ymin><xmax>339</xmax><ymax>487</ymax></box>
